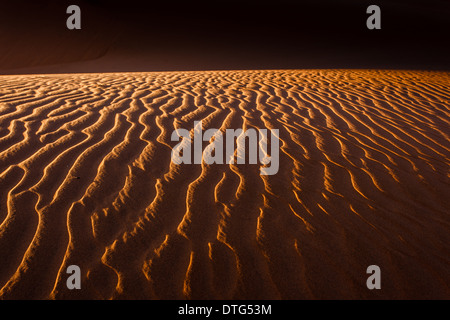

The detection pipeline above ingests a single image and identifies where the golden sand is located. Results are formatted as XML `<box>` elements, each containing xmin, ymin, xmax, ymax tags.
<box><xmin>0</xmin><ymin>70</ymin><xmax>449</xmax><ymax>299</ymax></box>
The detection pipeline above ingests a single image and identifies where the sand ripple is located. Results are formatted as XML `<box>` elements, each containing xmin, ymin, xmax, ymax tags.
<box><xmin>0</xmin><ymin>70</ymin><xmax>449</xmax><ymax>299</ymax></box>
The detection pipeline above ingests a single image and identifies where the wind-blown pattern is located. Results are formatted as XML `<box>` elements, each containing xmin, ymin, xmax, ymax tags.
<box><xmin>0</xmin><ymin>70</ymin><xmax>449</xmax><ymax>299</ymax></box>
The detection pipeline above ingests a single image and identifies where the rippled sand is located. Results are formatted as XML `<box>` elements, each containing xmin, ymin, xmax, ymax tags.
<box><xmin>0</xmin><ymin>70</ymin><xmax>449</xmax><ymax>299</ymax></box>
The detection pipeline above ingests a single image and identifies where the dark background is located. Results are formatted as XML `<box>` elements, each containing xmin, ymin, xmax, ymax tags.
<box><xmin>0</xmin><ymin>0</ymin><xmax>449</xmax><ymax>73</ymax></box>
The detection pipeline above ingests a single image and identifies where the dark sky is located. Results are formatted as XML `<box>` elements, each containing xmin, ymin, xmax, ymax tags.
<box><xmin>0</xmin><ymin>0</ymin><xmax>449</xmax><ymax>73</ymax></box>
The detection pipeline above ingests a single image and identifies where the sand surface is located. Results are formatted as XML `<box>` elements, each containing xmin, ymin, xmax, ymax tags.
<box><xmin>0</xmin><ymin>69</ymin><xmax>449</xmax><ymax>299</ymax></box>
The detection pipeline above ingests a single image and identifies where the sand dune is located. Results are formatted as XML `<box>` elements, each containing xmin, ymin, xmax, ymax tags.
<box><xmin>0</xmin><ymin>70</ymin><xmax>449</xmax><ymax>299</ymax></box>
